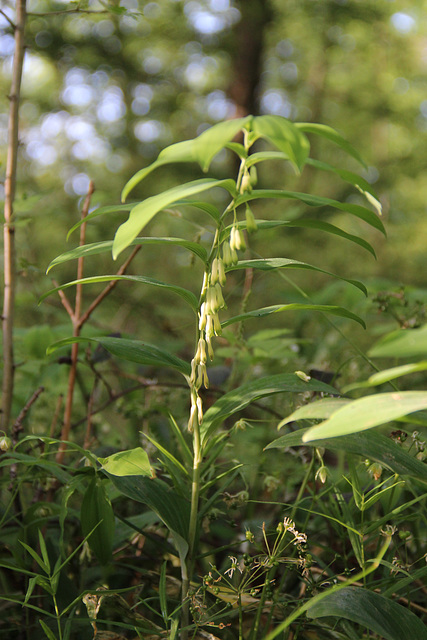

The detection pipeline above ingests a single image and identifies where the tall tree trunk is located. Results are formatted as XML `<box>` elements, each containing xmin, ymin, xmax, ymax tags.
<box><xmin>228</xmin><ymin>0</ymin><xmax>273</xmax><ymax>116</ymax></box>
<box><xmin>2</xmin><ymin>0</ymin><xmax>27</xmax><ymax>432</ymax></box>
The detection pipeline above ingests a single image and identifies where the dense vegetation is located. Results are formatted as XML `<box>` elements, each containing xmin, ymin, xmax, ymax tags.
<box><xmin>1</xmin><ymin>2</ymin><xmax>427</xmax><ymax>639</ymax></box>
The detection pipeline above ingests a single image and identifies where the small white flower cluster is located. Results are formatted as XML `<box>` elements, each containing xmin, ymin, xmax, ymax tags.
<box><xmin>224</xmin><ymin>556</ymin><xmax>243</xmax><ymax>579</ymax></box>
<box><xmin>282</xmin><ymin>517</ymin><xmax>308</xmax><ymax>546</ymax></box>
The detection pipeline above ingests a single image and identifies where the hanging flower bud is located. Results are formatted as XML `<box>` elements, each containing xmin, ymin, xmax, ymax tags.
<box><xmin>216</xmin><ymin>256</ymin><xmax>226</xmax><ymax>286</ymax></box>
<box><xmin>250</xmin><ymin>165</ymin><xmax>257</xmax><ymax>188</ymax></box>
<box><xmin>237</xmin><ymin>229</ymin><xmax>246</xmax><ymax>251</ymax></box>
<box><xmin>205</xmin><ymin>314</ymin><xmax>214</xmax><ymax>338</ymax></box>
<box><xmin>206</xmin><ymin>335</ymin><xmax>214</xmax><ymax>360</ymax></box>
<box><xmin>196</xmin><ymin>338</ymin><xmax>207</xmax><ymax>364</ymax></box>
<box><xmin>245</xmin><ymin>205</ymin><xmax>257</xmax><ymax>233</ymax></box>
<box><xmin>199</xmin><ymin>302</ymin><xmax>207</xmax><ymax>331</ymax></box>
<box><xmin>214</xmin><ymin>283</ymin><xmax>226</xmax><ymax>309</ymax></box>
<box><xmin>211</xmin><ymin>258</ymin><xmax>220</xmax><ymax>285</ymax></box>
<box><xmin>197</xmin><ymin>395</ymin><xmax>204</xmax><ymax>423</ymax></box>
<box><xmin>190</xmin><ymin>357</ymin><xmax>198</xmax><ymax>385</ymax></box>
<box><xmin>213</xmin><ymin>312</ymin><xmax>222</xmax><ymax>336</ymax></box>
<box><xmin>222</xmin><ymin>242</ymin><xmax>233</xmax><ymax>268</ymax></box>
<box><xmin>240</xmin><ymin>171</ymin><xmax>252</xmax><ymax>194</ymax></box>
<box><xmin>231</xmin><ymin>247</ymin><xmax>239</xmax><ymax>265</ymax></box>
<box><xmin>188</xmin><ymin>403</ymin><xmax>198</xmax><ymax>432</ymax></box>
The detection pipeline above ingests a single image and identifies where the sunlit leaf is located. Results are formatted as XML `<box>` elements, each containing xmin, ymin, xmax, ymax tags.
<box><xmin>121</xmin><ymin>117</ymin><xmax>249</xmax><ymax>200</ymax></box>
<box><xmin>266</xmin><ymin>427</ymin><xmax>427</xmax><ymax>481</ymax></box>
<box><xmin>41</xmin><ymin>274</ymin><xmax>198</xmax><ymax>311</ymax></box>
<box><xmin>277</xmin><ymin>398</ymin><xmax>349</xmax><ymax>429</ymax></box>
<box><xmin>222</xmin><ymin>303</ymin><xmax>365</xmax><ymax>329</ymax></box>
<box><xmin>228</xmin><ymin>258</ymin><xmax>367</xmax><ymax>295</ymax></box>
<box><xmin>114</xmin><ymin>178</ymin><xmax>235</xmax><ymax>259</ymax></box>
<box><xmin>369</xmin><ymin>323</ymin><xmax>427</xmax><ymax>358</ymax></box>
<box><xmin>252</xmin><ymin>115</ymin><xmax>310</xmax><ymax>172</ymax></box>
<box><xmin>306</xmin><ymin>587</ymin><xmax>427</xmax><ymax>640</ymax></box>
<box><xmin>295</xmin><ymin>122</ymin><xmax>367</xmax><ymax>168</ymax></box>
<box><xmin>98</xmin><ymin>448</ymin><xmax>153</xmax><ymax>477</ymax></box>
<box><xmin>302</xmin><ymin>391</ymin><xmax>427</xmax><ymax>441</ymax></box>
<box><xmin>367</xmin><ymin>361</ymin><xmax>427</xmax><ymax>385</ymax></box>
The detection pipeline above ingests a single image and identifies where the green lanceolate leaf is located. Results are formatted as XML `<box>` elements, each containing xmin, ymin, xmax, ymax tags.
<box><xmin>222</xmin><ymin>303</ymin><xmax>366</xmax><ymax>329</ymax></box>
<box><xmin>252</xmin><ymin>115</ymin><xmax>310</xmax><ymax>172</ymax></box>
<box><xmin>366</xmin><ymin>361</ymin><xmax>427</xmax><ymax>385</ymax></box>
<box><xmin>228</xmin><ymin>258</ymin><xmax>367</xmax><ymax>296</ymax></box>
<box><xmin>266</xmin><ymin>428</ymin><xmax>427</xmax><ymax>481</ymax></box>
<box><xmin>295</xmin><ymin>123</ymin><xmax>367</xmax><ymax>168</ymax></box>
<box><xmin>114</xmin><ymin>178</ymin><xmax>236</xmax><ymax>259</ymax></box>
<box><xmin>103</xmin><ymin>473</ymin><xmax>190</xmax><ymax>543</ymax></box>
<box><xmin>223</xmin><ymin>218</ymin><xmax>376</xmax><ymax>257</ymax></box>
<box><xmin>306</xmin><ymin>158</ymin><xmax>382</xmax><ymax>215</ymax></box>
<box><xmin>46</xmin><ymin>336</ymin><xmax>191</xmax><ymax>376</ymax></box>
<box><xmin>302</xmin><ymin>391</ymin><xmax>427</xmax><ymax>441</ymax></box>
<box><xmin>369</xmin><ymin>323</ymin><xmax>427</xmax><ymax>358</ymax></box>
<box><xmin>98</xmin><ymin>448</ymin><xmax>153</xmax><ymax>477</ymax></box>
<box><xmin>46</xmin><ymin>237</ymin><xmax>207</xmax><ymax>273</ymax></box>
<box><xmin>277</xmin><ymin>397</ymin><xmax>350</xmax><ymax>429</ymax></box>
<box><xmin>66</xmin><ymin>203</ymin><xmax>135</xmax><ymax>239</ymax></box>
<box><xmin>41</xmin><ymin>274</ymin><xmax>198</xmax><ymax>311</ymax></box>
<box><xmin>234</xmin><ymin>189</ymin><xmax>385</xmax><ymax>234</ymax></box>
<box><xmin>306</xmin><ymin>586</ymin><xmax>427</xmax><ymax>640</ymax></box>
<box><xmin>39</xmin><ymin>619</ymin><xmax>58</xmax><ymax>640</ymax></box>
<box><xmin>121</xmin><ymin>117</ymin><xmax>249</xmax><ymax>200</ymax></box>
<box><xmin>81</xmin><ymin>477</ymin><xmax>115</xmax><ymax>565</ymax></box>
<box><xmin>200</xmin><ymin>373</ymin><xmax>338</xmax><ymax>446</ymax></box>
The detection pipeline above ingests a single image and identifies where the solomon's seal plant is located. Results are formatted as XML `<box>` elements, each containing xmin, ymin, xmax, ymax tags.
<box><xmin>45</xmin><ymin>114</ymin><xmax>385</xmax><ymax>638</ymax></box>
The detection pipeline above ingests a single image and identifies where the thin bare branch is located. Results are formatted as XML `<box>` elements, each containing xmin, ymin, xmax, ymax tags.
<box><xmin>52</xmin><ymin>278</ymin><xmax>75</xmax><ymax>319</ymax></box>
<box><xmin>78</xmin><ymin>245</ymin><xmax>141</xmax><ymax>328</ymax></box>
<box><xmin>0</xmin><ymin>8</ymin><xmax>15</xmax><ymax>28</ymax></box>
<box><xmin>12</xmin><ymin>386</ymin><xmax>44</xmax><ymax>434</ymax></box>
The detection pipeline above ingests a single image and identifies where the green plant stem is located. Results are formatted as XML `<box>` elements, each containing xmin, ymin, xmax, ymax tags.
<box><xmin>2</xmin><ymin>0</ymin><xmax>27</xmax><ymax>433</ymax></box>
<box><xmin>263</xmin><ymin>533</ymin><xmax>392</xmax><ymax>640</ymax></box>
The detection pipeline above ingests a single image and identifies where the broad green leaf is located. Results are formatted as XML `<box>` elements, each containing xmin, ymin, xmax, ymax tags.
<box><xmin>47</xmin><ymin>237</ymin><xmax>207</xmax><ymax>273</ymax></box>
<box><xmin>295</xmin><ymin>123</ymin><xmax>367</xmax><ymax>168</ymax></box>
<box><xmin>98</xmin><ymin>448</ymin><xmax>153</xmax><ymax>477</ymax></box>
<box><xmin>277</xmin><ymin>398</ymin><xmax>350</xmax><ymax>429</ymax></box>
<box><xmin>228</xmin><ymin>258</ymin><xmax>367</xmax><ymax>296</ymax></box>
<box><xmin>104</xmin><ymin>473</ymin><xmax>190</xmax><ymax>543</ymax></box>
<box><xmin>266</xmin><ymin>428</ymin><xmax>427</xmax><ymax>481</ymax></box>
<box><xmin>66</xmin><ymin>203</ymin><xmax>135</xmax><ymax>239</ymax></box>
<box><xmin>303</xmin><ymin>391</ymin><xmax>427</xmax><ymax>441</ymax></box>
<box><xmin>367</xmin><ymin>361</ymin><xmax>427</xmax><ymax>385</ymax></box>
<box><xmin>200</xmin><ymin>373</ymin><xmax>338</xmax><ymax>446</ymax></box>
<box><xmin>306</xmin><ymin>586</ymin><xmax>427</xmax><ymax>640</ymax></box>
<box><xmin>307</xmin><ymin>158</ymin><xmax>382</xmax><ymax>215</ymax></box>
<box><xmin>252</xmin><ymin>115</ymin><xmax>310</xmax><ymax>172</ymax></box>
<box><xmin>41</xmin><ymin>274</ymin><xmax>198</xmax><ymax>311</ymax></box>
<box><xmin>222</xmin><ymin>303</ymin><xmax>366</xmax><ymax>329</ymax></box>
<box><xmin>369</xmin><ymin>323</ymin><xmax>427</xmax><ymax>358</ymax></box>
<box><xmin>81</xmin><ymin>477</ymin><xmax>115</xmax><ymax>565</ymax></box>
<box><xmin>121</xmin><ymin>117</ymin><xmax>249</xmax><ymax>200</ymax></box>
<box><xmin>114</xmin><ymin>178</ymin><xmax>235</xmax><ymax>259</ymax></box>
<box><xmin>46</xmin><ymin>336</ymin><xmax>191</xmax><ymax>376</ymax></box>
<box><xmin>234</xmin><ymin>189</ymin><xmax>385</xmax><ymax>235</ymax></box>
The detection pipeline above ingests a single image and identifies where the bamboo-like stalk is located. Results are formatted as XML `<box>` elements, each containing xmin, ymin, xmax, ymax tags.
<box><xmin>2</xmin><ymin>0</ymin><xmax>27</xmax><ymax>433</ymax></box>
